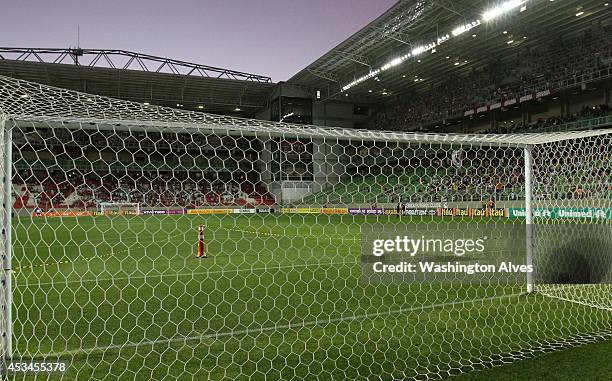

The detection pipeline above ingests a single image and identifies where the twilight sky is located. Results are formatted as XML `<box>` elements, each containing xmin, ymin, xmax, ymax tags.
<box><xmin>2</xmin><ymin>0</ymin><xmax>397</xmax><ymax>82</ymax></box>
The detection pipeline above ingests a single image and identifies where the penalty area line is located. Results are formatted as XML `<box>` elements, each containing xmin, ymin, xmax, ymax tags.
<box><xmin>21</xmin><ymin>260</ymin><xmax>359</xmax><ymax>288</ymax></box>
<box><xmin>13</xmin><ymin>229</ymin><xmax>358</xmax><ymax>273</ymax></box>
<box><xmin>222</xmin><ymin>226</ymin><xmax>361</xmax><ymax>242</ymax></box>
<box><xmin>37</xmin><ymin>293</ymin><xmax>523</xmax><ymax>359</ymax></box>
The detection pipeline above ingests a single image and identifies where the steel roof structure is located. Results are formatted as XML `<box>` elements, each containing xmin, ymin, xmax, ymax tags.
<box><xmin>0</xmin><ymin>48</ymin><xmax>275</xmax><ymax>116</ymax></box>
<box><xmin>289</xmin><ymin>0</ymin><xmax>612</xmax><ymax>103</ymax></box>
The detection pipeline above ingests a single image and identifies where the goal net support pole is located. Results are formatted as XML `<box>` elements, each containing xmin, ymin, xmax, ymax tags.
<box><xmin>524</xmin><ymin>146</ymin><xmax>535</xmax><ymax>293</ymax></box>
<box><xmin>0</xmin><ymin>115</ymin><xmax>12</xmax><ymax>358</ymax></box>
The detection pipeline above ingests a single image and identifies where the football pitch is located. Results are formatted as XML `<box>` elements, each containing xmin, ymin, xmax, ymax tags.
<box><xmin>10</xmin><ymin>214</ymin><xmax>612</xmax><ymax>380</ymax></box>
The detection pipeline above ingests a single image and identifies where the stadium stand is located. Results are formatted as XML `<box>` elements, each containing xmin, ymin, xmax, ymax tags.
<box><xmin>301</xmin><ymin>157</ymin><xmax>525</xmax><ymax>205</ymax></box>
<box><xmin>482</xmin><ymin>104</ymin><xmax>612</xmax><ymax>133</ymax></box>
<box><xmin>11</xmin><ymin>127</ymin><xmax>275</xmax><ymax>210</ymax></box>
<box><xmin>12</xmin><ymin>173</ymin><xmax>275</xmax><ymax>210</ymax></box>
<box><xmin>373</xmin><ymin>30</ymin><xmax>612</xmax><ymax>131</ymax></box>
<box><xmin>299</xmin><ymin>140</ymin><xmax>611</xmax><ymax>206</ymax></box>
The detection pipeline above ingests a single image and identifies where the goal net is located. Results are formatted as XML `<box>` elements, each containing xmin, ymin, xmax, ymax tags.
<box><xmin>0</xmin><ymin>75</ymin><xmax>610</xmax><ymax>380</ymax></box>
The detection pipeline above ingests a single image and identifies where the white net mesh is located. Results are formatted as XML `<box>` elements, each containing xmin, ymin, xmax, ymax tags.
<box><xmin>0</xmin><ymin>75</ymin><xmax>610</xmax><ymax>379</ymax></box>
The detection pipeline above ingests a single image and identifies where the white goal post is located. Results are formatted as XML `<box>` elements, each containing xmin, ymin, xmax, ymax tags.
<box><xmin>0</xmin><ymin>75</ymin><xmax>610</xmax><ymax>380</ymax></box>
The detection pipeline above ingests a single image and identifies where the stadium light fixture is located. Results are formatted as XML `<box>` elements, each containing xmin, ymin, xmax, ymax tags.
<box><xmin>575</xmin><ymin>11</ymin><xmax>584</xmax><ymax>16</ymax></box>
<box><xmin>234</xmin><ymin>107</ymin><xmax>241</xmax><ymax>111</ymax></box>
<box><xmin>483</xmin><ymin>0</ymin><xmax>527</xmax><ymax>21</ymax></box>
<box><xmin>437</xmin><ymin>34</ymin><xmax>450</xmax><ymax>44</ymax></box>
<box><xmin>451</xmin><ymin>20</ymin><xmax>481</xmax><ymax>37</ymax></box>
<box><xmin>198</xmin><ymin>105</ymin><xmax>205</xmax><ymax>109</ymax></box>
<box><xmin>340</xmin><ymin>0</ymin><xmax>541</xmax><ymax>91</ymax></box>
<box><xmin>507</xmin><ymin>40</ymin><xmax>514</xmax><ymax>44</ymax></box>
<box><xmin>411</xmin><ymin>46</ymin><xmax>426</xmax><ymax>56</ymax></box>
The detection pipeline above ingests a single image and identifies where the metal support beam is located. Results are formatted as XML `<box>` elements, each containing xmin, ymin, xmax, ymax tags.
<box><xmin>0</xmin><ymin>48</ymin><xmax>272</xmax><ymax>83</ymax></box>
<box><xmin>338</xmin><ymin>51</ymin><xmax>371</xmax><ymax>67</ymax></box>
<box><xmin>306</xmin><ymin>69</ymin><xmax>339</xmax><ymax>84</ymax></box>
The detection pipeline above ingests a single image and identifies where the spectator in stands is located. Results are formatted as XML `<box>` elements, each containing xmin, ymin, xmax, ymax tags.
<box><xmin>373</xmin><ymin>30</ymin><xmax>612</xmax><ymax>133</ymax></box>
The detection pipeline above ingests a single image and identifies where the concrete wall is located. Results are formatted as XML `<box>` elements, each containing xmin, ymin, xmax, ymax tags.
<box><xmin>259</xmin><ymin>138</ymin><xmax>348</xmax><ymax>205</ymax></box>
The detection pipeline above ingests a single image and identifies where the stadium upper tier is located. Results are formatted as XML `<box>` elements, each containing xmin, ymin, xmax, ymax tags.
<box><xmin>372</xmin><ymin>29</ymin><xmax>612</xmax><ymax>131</ymax></box>
<box><xmin>480</xmin><ymin>105</ymin><xmax>611</xmax><ymax>134</ymax></box>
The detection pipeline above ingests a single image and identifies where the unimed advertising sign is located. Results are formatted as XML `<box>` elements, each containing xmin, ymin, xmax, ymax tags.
<box><xmin>508</xmin><ymin>208</ymin><xmax>612</xmax><ymax>220</ymax></box>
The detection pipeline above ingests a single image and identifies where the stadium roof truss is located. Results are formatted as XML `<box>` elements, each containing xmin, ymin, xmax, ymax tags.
<box><xmin>0</xmin><ymin>48</ymin><xmax>272</xmax><ymax>82</ymax></box>
<box><xmin>290</xmin><ymin>0</ymin><xmax>612</xmax><ymax>102</ymax></box>
<box><xmin>1</xmin><ymin>75</ymin><xmax>610</xmax><ymax>148</ymax></box>
<box><xmin>0</xmin><ymin>48</ymin><xmax>275</xmax><ymax>115</ymax></box>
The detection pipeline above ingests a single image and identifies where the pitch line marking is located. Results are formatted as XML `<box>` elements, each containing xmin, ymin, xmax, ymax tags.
<box><xmin>13</xmin><ymin>228</ymin><xmax>359</xmax><ymax>273</ymax></box>
<box><xmin>37</xmin><ymin>293</ymin><xmax>523</xmax><ymax>359</ymax></box>
<box><xmin>23</xmin><ymin>260</ymin><xmax>359</xmax><ymax>288</ymax></box>
<box><xmin>222</xmin><ymin>226</ymin><xmax>360</xmax><ymax>242</ymax></box>
<box><xmin>540</xmin><ymin>291</ymin><xmax>612</xmax><ymax>312</ymax></box>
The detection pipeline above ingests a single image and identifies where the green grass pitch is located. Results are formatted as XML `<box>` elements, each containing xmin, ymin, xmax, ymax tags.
<box><xmin>9</xmin><ymin>214</ymin><xmax>611</xmax><ymax>380</ymax></box>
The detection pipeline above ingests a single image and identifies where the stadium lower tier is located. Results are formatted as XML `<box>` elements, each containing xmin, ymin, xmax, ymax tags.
<box><xmin>12</xmin><ymin>173</ymin><xmax>276</xmax><ymax>209</ymax></box>
<box><xmin>300</xmin><ymin>170</ymin><xmax>608</xmax><ymax>205</ymax></box>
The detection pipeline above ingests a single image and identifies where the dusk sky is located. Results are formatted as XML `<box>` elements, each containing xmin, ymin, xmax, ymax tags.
<box><xmin>3</xmin><ymin>0</ymin><xmax>397</xmax><ymax>82</ymax></box>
